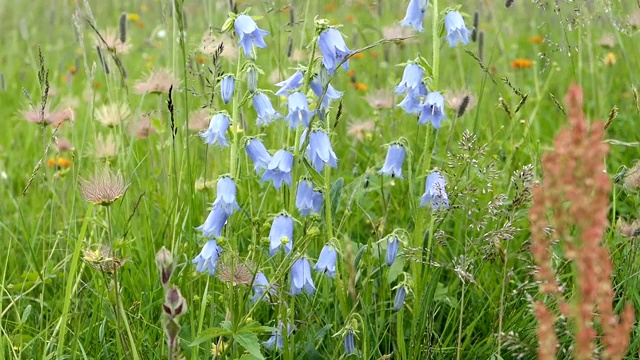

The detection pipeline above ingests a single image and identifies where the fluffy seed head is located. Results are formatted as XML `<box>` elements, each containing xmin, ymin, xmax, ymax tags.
<box><xmin>79</xmin><ymin>169</ymin><xmax>129</xmax><ymax>206</ymax></box>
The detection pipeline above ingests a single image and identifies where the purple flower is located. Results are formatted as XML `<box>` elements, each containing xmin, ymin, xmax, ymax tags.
<box><xmin>310</xmin><ymin>76</ymin><xmax>343</xmax><ymax>110</ymax></box>
<box><xmin>290</xmin><ymin>258</ymin><xmax>315</xmax><ymax>295</ymax></box>
<box><xmin>252</xmin><ymin>92</ymin><xmax>281</xmax><ymax>126</ymax></box>
<box><xmin>250</xmin><ymin>271</ymin><xmax>272</xmax><ymax>303</ymax></box>
<box><xmin>397</xmin><ymin>92</ymin><xmax>423</xmax><ymax>115</ymax></box>
<box><xmin>307</xmin><ymin>130</ymin><xmax>338</xmax><ymax>172</ymax></box>
<box><xmin>401</xmin><ymin>0</ymin><xmax>428</xmax><ymax>32</ymax></box>
<box><xmin>263</xmin><ymin>322</ymin><xmax>292</xmax><ymax>350</ymax></box>
<box><xmin>234</xmin><ymin>14</ymin><xmax>269</xmax><ymax>57</ymax></box>
<box><xmin>213</xmin><ymin>176</ymin><xmax>240</xmax><ymax>215</ymax></box>
<box><xmin>285</xmin><ymin>92</ymin><xmax>315</xmax><ymax>128</ymax></box>
<box><xmin>386</xmin><ymin>236</ymin><xmax>399</xmax><ymax>266</ymax></box>
<box><xmin>221</xmin><ymin>75</ymin><xmax>235</xmax><ymax>104</ymax></box>
<box><xmin>311</xmin><ymin>190</ymin><xmax>323</xmax><ymax>214</ymax></box>
<box><xmin>261</xmin><ymin>149</ymin><xmax>293</xmax><ymax>190</ymax></box>
<box><xmin>418</xmin><ymin>92</ymin><xmax>446</xmax><ymax>128</ymax></box>
<box><xmin>444</xmin><ymin>11</ymin><xmax>472</xmax><ymax>47</ymax></box>
<box><xmin>275</xmin><ymin>71</ymin><xmax>303</xmax><ymax>96</ymax></box>
<box><xmin>200</xmin><ymin>113</ymin><xmax>230</xmax><ymax>146</ymax></box>
<box><xmin>269</xmin><ymin>214</ymin><xmax>293</xmax><ymax>256</ymax></box>
<box><xmin>195</xmin><ymin>204</ymin><xmax>229</xmax><ymax>238</ymax></box>
<box><xmin>395</xmin><ymin>63</ymin><xmax>428</xmax><ymax>96</ymax></box>
<box><xmin>318</xmin><ymin>28</ymin><xmax>351</xmax><ymax>73</ymax></box>
<box><xmin>295</xmin><ymin>178</ymin><xmax>315</xmax><ymax>216</ymax></box>
<box><xmin>245</xmin><ymin>138</ymin><xmax>272</xmax><ymax>174</ymax></box>
<box><xmin>420</xmin><ymin>171</ymin><xmax>450</xmax><ymax>210</ymax></box>
<box><xmin>344</xmin><ymin>330</ymin><xmax>356</xmax><ymax>355</ymax></box>
<box><xmin>393</xmin><ymin>285</ymin><xmax>407</xmax><ymax>311</ymax></box>
<box><xmin>379</xmin><ymin>144</ymin><xmax>405</xmax><ymax>179</ymax></box>
<box><xmin>191</xmin><ymin>240</ymin><xmax>222</xmax><ymax>275</ymax></box>
<box><xmin>315</xmin><ymin>244</ymin><xmax>337</xmax><ymax>278</ymax></box>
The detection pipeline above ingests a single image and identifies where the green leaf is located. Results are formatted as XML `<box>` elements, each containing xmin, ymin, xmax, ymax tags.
<box><xmin>234</xmin><ymin>330</ymin><xmax>264</xmax><ymax>360</ymax></box>
<box><xmin>330</xmin><ymin>177</ymin><xmax>344</xmax><ymax>219</ymax></box>
<box><xmin>189</xmin><ymin>326</ymin><xmax>232</xmax><ymax>347</ymax></box>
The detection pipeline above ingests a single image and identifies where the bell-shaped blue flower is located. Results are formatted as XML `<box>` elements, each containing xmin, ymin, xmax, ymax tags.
<box><xmin>245</xmin><ymin>138</ymin><xmax>272</xmax><ymax>174</ymax></box>
<box><xmin>191</xmin><ymin>240</ymin><xmax>222</xmax><ymax>275</ymax></box>
<box><xmin>315</xmin><ymin>244</ymin><xmax>337</xmax><ymax>278</ymax></box>
<box><xmin>379</xmin><ymin>144</ymin><xmax>406</xmax><ymax>179</ymax></box>
<box><xmin>200</xmin><ymin>113</ymin><xmax>230</xmax><ymax>146</ymax></box>
<box><xmin>307</xmin><ymin>130</ymin><xmax>338</xmax><ymax>172</ymax></box>
<box><xmin>213</xmin><ymin>176</ymin><xmax>240</xmax><ymax>215</ymax></box>
<box><xmin>444</xmin><ymin>11</ymin><xmax>472</xmax><ymax>47</ymax></box>
<box><xmin>401</xmin><ymin>0</ymin><xmax>428</xmax><ymax>32</ymax></box>
<box><xmin>395</xmin><ymin>63</ymin><xmax>428</xmax><ymax>96</ymax></box>
<box><xmin>252</xmin><ymin>92</ymin><xmax>281</xmax><ymax>126</ymax></box>
<box><xmin>261</xmin><ymin>149</ymin><xmax>293</xmax><ymax>190</ymax></box>
<box><xmin>386</xmin><ymin>236</ymin><xmax>399</xmax><ymax>266</ymax></box>
<box><xmin>295</xmin><ymin>178</ymin><xmax>315</xmax><ymax>216</ymax></box>
<box><xmin>311</xmin><ymin>190</ymin><xmax>323</xmax><ymax>215</ymax></box>
<box><xmin>269</xmin><ymin>214</ymin><xmax>293</xmax><ymax>256</ymax></box>
<box><xmin>250</xmin><ymin>271</ymin><xmax>272</xmax><ymax>303</ymax></box>
<box><xmin>234</xmin><ymin>14</ymin><xmax>269</xmax><ymax>57</ymax></box>
<box><xmin>420</xmin><ymin>171</ymin><xmax>450</xmax><ymax>210</ymax></box>
<box><xmin>221</xmin><ymin>75</ymin><xmax>235</xmax><ymax>104</ymax></box>
<box><xmin>285</xmin><ymin>92</ymin><xmax>315</xmax><ymax>128</ymax></box>
<box><xmin>318</xmin><ymin>28</ymin><xmax>351</xmax><ymax>73</ymax></box>
<box><xmin>195</xmin><ymin>204</ymin><xmax>229</xmax><ymax>238</ymax></box>
<box><xmin>290</xmin><ymin>257</ymin><xmax>315</xmax><ymax>295</ymax></box>
<box><xmin>418</xmin><ymin>92</ymin><xmax>446</xmax><ymax>128</ymax></box>
<box><xmin>398</xmin><ymin>93</ymin><xmax>423</xmax><ymax>115</ymax></box>
<box><xmin>344</xmin><ymin>330</ymin><xmax>356</xmax><ymax>355</ymax></box>
<box><xmin>275</xmin><ymin>71</ymin><xmax>303</xmax><ymax>96</ymax></box>
<box><xmin>310</xmin><ymin>77</ymin><xmax>343</xmax><ymax>110</ymax></box>
<box><xmin>263</xmin><ymin>322</ymin><xmax>291</xmax><ymax>351</ymax></box>
<box><xmin>393</xmin><ymin>285</ymin><xmax>407</xmax><ymax>311</ymax></box>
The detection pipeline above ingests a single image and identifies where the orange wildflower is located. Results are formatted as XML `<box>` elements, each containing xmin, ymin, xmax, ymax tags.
<box><xmin>57</xmin><ymin>157</ymin><xmax>72</xmax><ymax>168</ymax></box>
<box><xmin>68</xmin><ymin>65</ymin><xmax>77</xmax><ymax>74</ymax></box>
<box><xmin>352</xmin><ymin>52</ymin><xmax>365</xmax><ymax>60</ymax></box>
<box><xmin>604</xmin><ymin>52</ymin><xmax>616</xmax><ymax>66</ymax></box>
<box><xmin>511</xmin><ymin>58</ymin><xmax>533</xmax><ymax>69</ymax></box>
<box><xmin>529</xmin><ymin>36</ymin><xmax>544</xmax><ymax>44</ymax></box>
<box><xmin>354</xmin><ymin>83</ymin><xmax>368</xmax><ymax>91</ymax></box>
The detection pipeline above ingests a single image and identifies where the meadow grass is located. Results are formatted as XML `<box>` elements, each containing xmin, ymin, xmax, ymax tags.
<box><xmin>1</xmin><ymin>0</ymin><xmax>640</xmax><ymax>359</ymax></box>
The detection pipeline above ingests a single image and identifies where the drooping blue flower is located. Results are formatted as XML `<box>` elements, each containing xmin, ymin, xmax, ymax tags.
<box><xmin>274</xmin><ymin>71</ymin><xmax>303</xmax><ymax>96</ymax></box>
<box><xmin>393</xmin><ymin>285</ymin><xmax>407</xmax><ymax>311</ymax></box>
<box><xmin>344</xmin><ymin>330</ymin><xmax>356</xmax><ymax>355</ymax></box>
<box><xmin>418</xmin><ymin>92</ymin><xmax>446</xmax><ymax>128</ymax></box>
<box><xmin>220</xmin><ymin>75</ymin><xmax>235</xmax><ymax>104</ymax></box>
<box><xmin>234</xmin><ymin>14</ymin><xmax>269</xmax><ymax>57</ymax></box>
<box><xmin>269</xmin><ymin>214</ymin><xmax>293</xmax><ymax>256</ymax></box>
<box><xmin>213</xmin><ymin>176</ymin><xmax>240</xmax><ymax>215</ymax></box>
<box><xmin>401</xmin><ymin>0</ymin><xmax>428</xmax><ymax>32</ymax></box>
<box><xmin>395</xmin><ymin>63</ymin><xmax>428</xmax><ymax>96</ymax></box>
<box><xmin>444</xmin><ymin>11</ymin><xmax>472</xmax><ymax>47</ymax></box>
<box><xmin>379</xmin><ymin>144</ymin><xmax>406</xmax><ymax>179</ymax></box>
<box><xmin>315</xmin><ymin>244</ymin><xmax>337</xmax><ymax>278</ymax></box>
<box><xmin>307</xmin><ymin>130</ymin><xmax>338</xmax><ymax>172</ymax></box>
<box><xmin>310</xmin><ymin>76</ymin><xmax>343</xmax><ymax>110</ymax></box>
<box><xmin>261</xmin><ymin>149</ymin><xmax>294</xmax><ymax>190</ymax></box>
<box><xmin>250</xmin><ymin>271</ymin><xmax>272</xmax><ymax>303</ymax></box>
<box><xmin>252</xmin><ymin>92</ymin><xmax>281</xmax><ymax>126</ymax></box>
<box><xmin>318</xmin><ymin>28</ymin><xmax>351</xmax><ymax>73</ymax></box>
<box><xmin>263</xmin><ymin>322</ymin><xmax>292</xmax><ymax>351</ymax></box>
<box><xmin>295</xmin><ymin>178</ymin><xmax>315</xmax><ymax>216</ymax></box>
<box><xmin>420</xmin><ymin>171</ymin><xmax>450</xmax><ymax>210</ymax></box>
<box><xmin>191</xmin><ymin>240</ymin><xmax>222</xmax><ymax>275</ymax></box>
<box><xmin>195</xmin><ymin>204</ymin><xmax>229</xmax><ymax>238</ymax></box>
<box><xmin>245</xmin><ymin>138</ymin><xmax>272</xmax><ymax>174</ymax></box>
<box><xmin>311</xmin><ymin>190</ymin><xmax>323</xmax><ymax>215</ymax></box>
<box><xmin>386</xmin><ymin>236</ymin><xmax>399</xmax><ymax>266</ymax></box>
<box><xmin>290</xmin><ymin>257</ymin><xmax>315</xmax><ymax>295</ymax></box>
<box><xmin>285</xmin><ymin>92</ymin><xmax>315</xmax><ymax>128</ymax></box>
<box><xmin>397</xmin><ymin>92</ymin><xmax>423</xmax><ymax>115</ymax></box>
<box><xmin>200</xmin><ymin>113</ymin><xmax>230</xmax><ymax>146</ymax></box>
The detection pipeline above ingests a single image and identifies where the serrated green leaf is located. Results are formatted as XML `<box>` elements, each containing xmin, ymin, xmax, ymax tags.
<box><xmin>189</xmin><ymin>326</ymin><xmax>232</xmax><ymax>347</ymax></box>
<box><xmin>234</xmin><ymin>331</ymin><xmax>264</xmax><ymax>360</ymax></box>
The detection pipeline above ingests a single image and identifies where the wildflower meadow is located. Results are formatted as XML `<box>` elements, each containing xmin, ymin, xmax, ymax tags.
<box><xmin>2</xmin><ymin>0</ymin><xmax>640</xmax><ymax>359</ymax></box>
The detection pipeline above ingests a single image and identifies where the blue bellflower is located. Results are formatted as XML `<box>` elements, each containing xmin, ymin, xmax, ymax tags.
<box><xmin>213</xmin><ymin>176</ymin><xmax>240</xmax><ymax>215</ymax></box>
<box><xmin>310</xmin><ymin>77</ymin><xmax>343</xmax><ymax>110</ymax></box>
<box><xmin>397</xmin><ymin>92</ymin><xmax>423</xmax><ymax>114</ymax></box>
<box><xmin>263</xmin><ymin>323</ymin><xmax>291</xmax><ymax>351</ymax></box>
<box><xmin>318</xmin><ymin>28</ymin><xmax>351</xmax><ymax>73</ymax></box>
<box><xmin>269</xmin><ymin>214</ymin><xmax>293</xmax><ymax>256</ymax></box>
<box><xmin>192</xmin><ymin>240</ymin><xmax>222</xmax><ymax>275</ymax></box>
<box><xmin>234</xmin><ymin>14</ymin><xmax>269</xmax><ymax>57</ymax></box>
<box><xmin>315</xmin><ymin>244</ymin><xmax>337</xmax><ymax>278</ymax></box>
<box><xmin>307</xmin><ymin>130</ymin><xmax>338</xmax><ymax>172</ymax></box>
<box><xmin>261</xmin><ymin>149</ymin><xmax>294</xmax><ymax>190</ymax></box>
<box><xmin>245</xmin><ymin>138</ymin><xmax>272</xmax><ymax>174</ymax></box>
<box><xmin>290</xmin><ymin>258</ymin><xmax>315</xmax><ymax>295</ymax></box>
<box><xmin>395</xmin><ymin>63</ymin><xmax>428</xmax><ymax>96</ymax></box>
<box><xmin>250</xmin><ymin>271</ymin><xmax>271</xmax><ymax>303</ymax></box>
<box><xmin>394</xmin><ymin>285</ymin><xmax>407</xmax><ymax>311</ymax></box>
<box><xmin>444</xmin><ymin>11</ymin><xmax>472</xmax><ymax>47</ymax></box>
<box><xmin>252</xmin><ymin>92</ymin><xmax>281</xmax><ymax>126</ymax></box>
<box><xmin>200</xmin><ymin>113</ymin><xmax>230</xmax><ymax>146</ymax></box>
<box><xmin>295</xmin><ymin>179</ymin><xmax>315</xmax><ymax>216</ymax></box>
<box><xmin>285</xmin><ymin>92</ymin><xmax>315</xmax><ymax>128</ymax></box>
<box><xmin>221</xmin><ymin>75</ymin><xmax>235</xmax><ymax>104</ymax></box>
<box><xmin>195</xmin><ymin>204</ymin><xmax>229</xmax><ymax>238</ymax></box>
<box><xmin>401</xmin><ymin>0</ymin><xmax>428</xmax><ymax>32</ymax></box>
<box><xmin>418</xmin><ymin>92</ymin><xmax>446</xmax><ymax>128</ymax></box>
<box><xmin>386</xmin><ymin>236</ymin><xmax>399</xmax><ymax>266</ymax></box>
<box><xmin>344</xmin><ymin>330</ymin><xmax>356</xmax><ymax>355</ymax></box>
<box><xmin>311</xmin><ymin>190</ymin><xmax>323</xmax><ymax>214</ymax></box>
<box><xmin>420</xmin><ymin>171</ymin><xmax>450</xmax><ymax>210</ymax></box>
<box><xmin>379</xmin><ymin>144</ymin><xmax>406</xmax><ymax>179</ymax></box>
<box><xmin>275</xmin><ymin>71</ymin><xmax>303</xmax><ymax>96</ymax></box>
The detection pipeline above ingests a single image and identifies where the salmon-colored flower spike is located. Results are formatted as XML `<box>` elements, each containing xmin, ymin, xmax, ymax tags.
<box><xmin>529</xmin><ymin>84</ymin><xmax>634</xmax><ymax>360</ymax></box>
